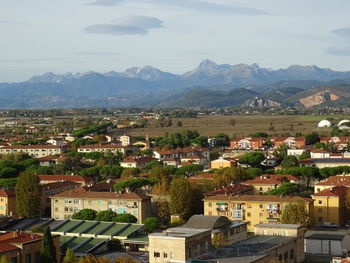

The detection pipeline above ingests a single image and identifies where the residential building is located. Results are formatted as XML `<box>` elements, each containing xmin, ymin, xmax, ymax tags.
<box><xmin>78</xmin><ymin>144</ymin><xmax>133</xmax><ymax>155</ymax></box>
<box><xmin>47</xmin><ymin>138</ymin><xmax>66</xmax><ymax>146</ymax></box>
<box><xmin>320</xmin><ymin>136</ymin><xmax>350</xmax><ymax>151</ymax></box>
<box><xmin>153</xmin><ymin>147</ymin><xmax>209</xmax><ymax>161</ymax></box>
<box><xmin>230</xmin><ymin>137</ymin><xmax>264</xmax><ymax>150</ymax></box>
<box><xmin>191</xmin><ymin>223</ymin><xmax>305</xmax><ymax>263</ymax></box>
<box><xmin>120</xmin><ymin>156</ymin><xmax>157</xmax><ymax>168</ymax></box>
<box><xmin>0</xmin><ymin>231</ymin><xmax>60</xmax><ymax>263</ymax></box>
<box><xmin>149</xmin><ymin>215</ymin><xmax>247</xmax><ymax>263</ymax></box>
<box><xmin>203</xmin><ymin>195</ymin><xmax>313</xmax><ymax>230</ymax></box>
<box><xmin>0</xmin><ymin>190</ymin><xmax>16</xmax><ymax>216</ymax></box>
<box><xmin>299</xmin><ymin>158</ymin><xmax>350</xmax><ymax>168</ymax></box>
<box><xmin>310</xmin><ymin>149</ymin><xmax>331</xmax><ymax>158</ymax></box>
<box><xmin>271</xmin><ymin>137</ymin><xmax>306</xmax><ymax>149</ymax></box>
<box><xmin>38</xmin><ymin>174</ymin><xmax>94</xmax><ymax>186</ymax></box>
<box><xmin>287</xmin><ymin>149</ymin><xmax>306</xmax><ymax>157</ymax></box>
<box><xmin>41</xmin><ymin>181</ymin><xmax>80</xmax><ymax>215</ymax></box>
<box><xmin>36</xmin><ymin>155</ymin><xmax>67</xmax><ymax>166</ymax></box>
<box><xmin>50</xmin><ymin>188</ymin><xmax>152</xmax><ymax>223</ymax></box>
<box><xmin>0</xmin><ymin>145</ymin><xmax>63</xmax><ymax>158</ymax></box>
<box><xmin>314</xmin><ymin>176</ymin><xmax>350</xmax><ymax>193</ymax></box>
<box><xmin>211</xmin><ymin>157</ymin><xmax>237</xmax><ymax>169</ymax></box>
<box><xmin>311</xmin><ymin>185</ymin><xmax>349</xmax><ymax>226</ymax></box>
<box><xmin>118</xmin><ymin>135</ymin><xmax>131</xmax><ymax>146</ymax></box>
<box><xmin>243</xmin><ymin>174</ymin><xmax>302</xmax><ymax>195</ymax></box>
<box><xmin>163</xmin><ymin>158</ymin><xmax>180</xmax><ymax>167</ymax></box>
<box><xmin>180</xmin><ymin>155</ymin><xmax>207</xmax><ymax>166</ymax></box>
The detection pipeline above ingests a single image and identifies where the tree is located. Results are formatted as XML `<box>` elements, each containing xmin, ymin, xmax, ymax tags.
<box><xmin>273</xmin><ymin>144</ymin><xmax>289</xmax><ymax>162</ymax></box>
<box><xmin>40</xmin><ymin>226</ymin><xmax>57</xmax><ymax>263</ymax></box>
<box><xmin>304</xmin><ymin>132</ymin><xmax>320</xmax><ymax>145</ymax></box>
<box><xmin>213</xmin><ymin>167</ymin><xmax>249</xmax><ymax>188</ymax></box>
<box><xmin>175</xmin><ymin>164</ymin><xmax>203</xmax><ymax>177</ymax></box>
<box><xmin>95</xmin><ymin>210</ymin><xmax>118</xmax><ymax>222</ymax></box>
<box><xmin>281</xmin><ymin>155</ymin><xmax>299</xmax><ymax>169</ymax></box>
<box><xmin>155</xmin><ymin>201</ymin><xmax>170</xmax><ymax>225</ymax></box>
<box><xmin>113</xmin><ymin>178</ymin><xmax>156</xmax><ymax>192</ymax></box>
<box><xmin>113</xmin><ymin>214</ymin><xmax>138</xmax><ymax>223</ymax></box>
<box><xmin>142</xmin><ymin>217</ymin><xmax>161</xmax><ymax>233</ymax></box>
<box><xmin>169</xmin><ymin>177</ymin><xmax>192</xmax><ymax>220</ymax></box>
<box><xmin>115</xmin><ymin>255</ymin><xmax>141</xmax><ymax>263</ymax></box>
<box><xmin>15</xmin><ymin>172</ymin><xmax>41</xmax><ymax>217</ymax></box>
<box><xmin>267</xmin><ymin>183</ymin><xmax>301</xmax><ymax>196</ymax></box>
<box><xmin>72</xmin><ymin>209</ymin><xmax>97</xmax><ymax>220</ymax></box>
<box><xmin>298</xmin><ymin>151</ymin><xmax>311</xmax><ymax>160</ymax></box>
<box><xmin>63</xmin><ymin>248</ymin><xmax>76</xmax><ymax>263</ymax></box>
<box><xmin>78</xmin><ymin>255</ymin><xmax>110</xmax><ymax>263</ymax></box>
<box><xmin>238</xmin><ymin>152</ymin><xmax>265</xmax><ymax>168</ymax></box>
<box><xmin>120</xmin><ymin>168</ymin><xmax>140</xmax><ymax>178</ymax></box>
<box><xmin>279</xmin><ymin>201</ymin><xmax>311</xmax><ymax>228</ymax></box>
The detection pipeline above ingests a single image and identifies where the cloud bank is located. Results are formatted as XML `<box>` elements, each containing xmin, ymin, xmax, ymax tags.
<box><xmin>84</xmin><ymin>15</ymin><xmax>163</xmax><ymax>35</ymax></box>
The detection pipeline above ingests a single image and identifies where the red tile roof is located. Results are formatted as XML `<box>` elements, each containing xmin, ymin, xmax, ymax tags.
<box><xmin>41</xmin><ymin>181</ymin><xmax>80</xmax><ymax>191</ymax></box>
<box><xmin>122</xmin><ymin>156</ymin><xmax>157</xmax><ymax>163</ymax></box>
<box><xmin>78</xmin><ymin>144</ymin><xmax>128</xmax><ymax>149</ymax></box>
<box><xmin>0</xmin><ymin>232</ymin><xmax>42</xmax><ymax>253</ymax></box>
<box><xmin>243</xmin><ymin>174</ymin><xmax>301</xmax><ymax>185</ymax></box>
<box><xmin>313</xmin><ymin>185</ymin><xmax>348</xmax><ymax>197</ymax></box>
<box><xmin>315</xmin><ymin>176</ymin><xmax>350</xmax><ymax>186</ymax></box>
<box><xmin>1</xmin><ymin>145</ymin><xmax>61</xmax><ymax>149</ymax></box>
<box><xmin>207</xmin><ymin>184</ymin><xmax>253</xmax><ymax>195</ymax></box>
<box><xmin>50</xmin><ymin>187</ymin><xmax>150</xmax><ymax>200</ymax></box>
<box><xmin>0</xmin><ymin>189</ymin><xmax>15</xmax><ymax>197</ymax></box>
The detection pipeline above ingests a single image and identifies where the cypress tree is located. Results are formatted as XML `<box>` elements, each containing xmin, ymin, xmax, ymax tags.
<box><xmin>40</xmin><ymin>226</ymin><xmax>57</xmax><ymax>263</ymax></box>
<box><xmin>15</xmin><ymin>172</ymin><xmax>41</xmax><ymax>217</ymax></box>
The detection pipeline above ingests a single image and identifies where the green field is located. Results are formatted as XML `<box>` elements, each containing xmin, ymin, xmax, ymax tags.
<box><xmin>113</xmin><ymin>114</ymin><xmax>342</xmax><ymax>137</ymax></box>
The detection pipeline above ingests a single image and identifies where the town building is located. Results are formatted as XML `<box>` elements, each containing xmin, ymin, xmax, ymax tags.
<box><xmin>210</xmin><ymin>157</ymin><xmax>237</xmax><ymax>169</ymax></box>
<box><xmin>118</xmin><ymin>135</ymin><xmax>131</xmax><ymax>146</ymax></box>
<box><xmin>0</xmin><ymin>231</ymin><xmax>60</xmax><ymax>263</ymax></box>
<box><xmin>0</xmin><ymin>145</ymin><xmax>63</xmax><ymax>158</ymax></box>
<box><xmin>120</xmin><ymin>156</ymin><xmax>157</xmax><ymax>168</ymax></box>
<box><xmin>320</xmin><ymin>136</ymin><xmax>350</xmax><ymax>151</ymax></box>
<box><xmin>314</xmin><ymin>176</ymin><xmax>350</xmax><ymax>193</ymax></box>
<box><xmin>50</xmin><ymin>188</ymin><xmax>152</xmax><ymax>223</ymax></box>
<box><xmin>230</xmin><ymin>137</ymin><xmax>264</xmax><ymax>150</ymax></box>
<box><xmin>311</xmin><ymin>185</ymin><xmax>349</xmax><ymax>227</ymax></box>
<box><xmin>36</xmin><ymin>155</ymin><xmax>67</xmax><ymax>166</ymax></box>
<box><xmin>78</xmin><ymin>144</ymin><xmax>133</xmax><ymax>155</ymax></box>
<box><xmin>271</xmin><ymin>137</ymin><xmax>306</xmax><ymax>149</ymax></box>
<box><xmin>153</xmin><ymin>147</ymin><xmax>209</xmax><ymax>161</ymax></box>
<box><xmin>38</xmin><ymin>174</ymin><xmax>94</xmax><ymax>186</ymax></box>
<box><xmin>243</xmin><ymin>174</ymin><xmax>302</xmax><ymax>195</ymax></box>
<box><xmin>0</xmin><ymin>190</ymin><xmax>16</xmax><ymax>216</ymax></box>
<box><xmin>203</xmin><ymin>195</ymin><xmax>313</xmax><ymax>230</ymax></box>
<box><xmin>299</xmin><ymin>158</ymin><xmax>350</xmax><ymax>168</ymax></box>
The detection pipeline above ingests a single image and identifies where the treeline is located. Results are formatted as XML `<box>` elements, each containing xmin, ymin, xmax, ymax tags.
<box><xmin>72</xmin><ymin>122</ymin><xmax>112</xmax><ymax>137</ymax></box>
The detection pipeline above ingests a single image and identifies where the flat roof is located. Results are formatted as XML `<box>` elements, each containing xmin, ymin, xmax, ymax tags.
<box><xmin>150</xmin><ymin>228</ymin><xmax>211</xmax><ymax>238</ymax></box>
<box><xmin>255</xmin><ymin>223</ymin><xmax>302</xmax><ymax>229</ymax></box>
<box><xmin>306</xmin><ymin>234</ymin><xmax>345</xmax><ymax>241</ymax></box>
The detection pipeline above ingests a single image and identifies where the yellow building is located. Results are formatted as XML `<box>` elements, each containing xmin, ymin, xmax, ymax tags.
<box><xmin>314</xmin><ymin>175</ymin><xmax>350</xmax><ymax>193</ymax></box>
<box><xmin>50</xmin><ymin>188</ymin><xmax>152</xmax><ymax>223</ymax></box>
<box><xmin>311</xmin><ymin>185</ymin><xmax>349</xmax><ymax>226</ymax></box>
<box><xmin>210</xmin><ymin>157</ymin><xmax>236</xmax><ymax>169</ymax></box>
<box><xmin>0</xmin><ymin>189</ymin><xmax>16</xmax><ymax>216</ymax></box>
<box><xmin>203</xmin><ymin>195</ymin><xmax>314</xmax><ymax>230</ymax></box>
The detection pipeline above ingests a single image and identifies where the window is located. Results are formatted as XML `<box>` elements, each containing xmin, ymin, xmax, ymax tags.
<box><xmin>163</xmin><ymin>253</ymin><xmax>168</xmax><ymax>258</ymax></box>
<box><xmin>317</xmin><ymin>188</ymin><xmax>321</xmax><ymax>192</ymax></box>
<box><xmin>259</xmin><ymin>213</ymin><xmax>264</xmax><ymax>218</ymax></box>
<box><xmin>247</xmin><ymin>204</ymin><xmax>252</xmax><ymax>208</ymax></box>
<box><xmin>11</xmin><ymin>257</ymin><xmax>17</xmax><ymax>263</ymax></box>
<box><xmin>98</xmin><ymin>200</ymin><xmax>103</xmax><ymax>205</ymax></box>
<box><xmin>55</xmin><ymin>207</ymin><xmax>58</xmax><ymax>212</ymax></box>
<box><xmin>247</xmin><ymin>212</ymin><xmax>251</xmax><ymax>217</ymax></box>
<box><xmin>318</xmin><ymin>200</ymin><xmax>322</xmax><ymax>204</ymax></box>
<box><xmin>208</xmin><ymin>211</ymin><xmax>212</xmax><ymax>216</ymax></box>
<box><xmin>153</xmin><ymin>252</ymin><xmax>160</xmax><ymax>258</ymax></box>
<box><xmin>318</xmin><ymin>208</ymin><xmax>322</xmax><ymax>213</ymax></box>
<box><xmin>88</xmin><ymin>200</ymin><xmax>93</xmax><ymax>205</ymax></box>
<box><xmin>259</xmin><ymin>204</ymin><xmax>263</xmax><ymax>209</ymax></box>
<box><xmin>208</xmin><ymin>202</ymin><xmax>212</xmax><ymax>207</ymax></box>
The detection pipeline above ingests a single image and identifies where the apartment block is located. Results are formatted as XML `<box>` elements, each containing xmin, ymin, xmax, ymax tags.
<box><xmin>203</xmin><ymin>195</ymin><xmax>313</xmax><ymax>230</ymax></box>
<box><xmin>0</xmin><ymin>190</ymin><xmax>16</xmax><ymax>216</ymax></box>
<box><xmin>50</xmin><ymin>188</ymin><xmax>152</xmax><ymax>223</ymax></box>
<box><xmin>0</xmin><ymin>145</ymin><xmax>63</xmax><ymax>158</ymax></box>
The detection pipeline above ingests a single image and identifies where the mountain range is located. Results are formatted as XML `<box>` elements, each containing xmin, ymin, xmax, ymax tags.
<box><xmin>2</xmin><ymin>59</ymin><xmax>350</xmax><ymax>108</ymax></box>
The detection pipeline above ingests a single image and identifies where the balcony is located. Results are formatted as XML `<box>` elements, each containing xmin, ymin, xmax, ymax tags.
<box><xmin>266</xmin><ymin>208</ymin><xmax>280</xmax><ymax>214</ymax></box>
<box><xmin>266</xmin><ymin>217</ymin><xmax>279</xmax><ymax>221</ymax></box>
<box><xmin>232</xmin><ymin>209</ymin><xmax>244</xmax><ymax>219</ymax></box>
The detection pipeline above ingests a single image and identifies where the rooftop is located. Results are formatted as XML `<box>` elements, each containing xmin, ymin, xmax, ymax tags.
<box><xmin>313</xmin><ymin>185</ymin><xmax>348</xmax><ymax>197</ymax></box>
<box><xmin>204</xmin><ymin>194</ymin><xmax>313</xmax><ymax>203</ymax></box>
<box><xmin>0</xmin><ymin>232</ymin><xmax>42</xmax><ymax>253</ymax></box>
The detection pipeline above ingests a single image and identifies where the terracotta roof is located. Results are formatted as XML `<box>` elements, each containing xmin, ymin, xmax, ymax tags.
<box><xmin>0</xmin><ymin>232</ymin><xmax>42</xmax><ymax>253</ymax></box>
<box><xmin>41</xmin><ymin>181</ymin><xmax>80</xmax><ymax>191</ymax></box>
<box><xmin>231</xmin><ymin>137</ymin><xmax>264</xmax><ymax>142</ymax></box>
<box><xmin>243</xmin><ymin>174</ymin><xmax>301</xmax><ymax>185</ymax></box>
<box><xmin>181</xmin><ymin>155</ymin><xmax>205</xmax><ymax>160</ymax></box>
<box><xmin>207</xmin><ymin>184</ymin><xmax>253</xmax><ymax>195</ymax></box>
<box><xmin>272</xmin><ymin>137</ymin><xmax>305</xmax><ymax>142</ymax></box>
<box><xmin>121</xmin><ymin>156</ymin><xmax>156</xmax><ymax>163</ymax></box>
<box><xmin>204</xmin><ymin>194</ymin><xmax>313</xmax><ymax>203</ymax></box>
<box><xmin>38</xmin><ymin>175</ymin><xmax>93</xmax><ymax>183</ymax></box>
<box><xmin>78</xmin><ymin>144</ymin><xmax>128</xmax><ymax>149</ymax></box>
<box><xmin>50</xmin><ymin>187</ymin><xmax>151</xmax><ymax>200</ymax></box>
<box><xmin>0</xmin><ymin>189</ymin><xmax>15</xmax><ymax>197</ymax></box>
<box><xmin>313</xmin><ymin>185</ymin><xmax>348</xmax><ymax>197</ymax></box>
<box><xmin>310</xmin><ymin>149</ymin><xmax>330</xmax><ymax>153</ymax></box>
<box><xmin>0</xmin><ymin>145</ymin><xmax>61</xmax><ymax>149</ymax></box>
<box><xmin>316</xmin><ymin>176</ymin><xmax>350</xmax><ymax>186</ymax></box>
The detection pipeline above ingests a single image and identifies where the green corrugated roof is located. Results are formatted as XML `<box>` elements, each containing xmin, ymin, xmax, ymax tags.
<box><xmin>75</xmin><ymin>238</ymin><xmax>106</xmax><ymax>254</ymax></box>
<box><xmin>71</xmin><ymin>221</ymin><xmax>96</xmax><ymax>233</ymax></box>
<box><xmin>117</xmin><ymin>224</ymin><xmax>143</xmax><ymax>237</ymax></box>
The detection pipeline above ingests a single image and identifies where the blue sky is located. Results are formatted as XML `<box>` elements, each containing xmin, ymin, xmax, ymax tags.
<box><xmin>0</xmin><ymin>0</ymin><xmax>350</xmax><ymax>82</ymax></box>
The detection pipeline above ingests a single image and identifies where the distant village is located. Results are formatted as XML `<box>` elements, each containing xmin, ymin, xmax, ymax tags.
<box><xmin>0</xmin><ymin>113</ymin><xmax>350</xmax><ymax>263</ymax></box>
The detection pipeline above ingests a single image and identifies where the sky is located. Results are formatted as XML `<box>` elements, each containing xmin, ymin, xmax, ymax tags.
<box><xmin>1</xmin><ymin>0</ymin><xmax>350</xmax><ymax>82</ymax></box>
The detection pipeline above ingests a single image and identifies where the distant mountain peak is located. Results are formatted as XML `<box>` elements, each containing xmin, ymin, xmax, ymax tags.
<box><xmin>198</xmin><ymin>59</ymin><xmax>219</xmax><ymax>69</ymax></box>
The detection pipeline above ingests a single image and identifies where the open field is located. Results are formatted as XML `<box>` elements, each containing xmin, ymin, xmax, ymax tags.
<box><xmin>113</xmin><ymin>114</ymin><xmax>341</xmax><ymax>137</ymax></box>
